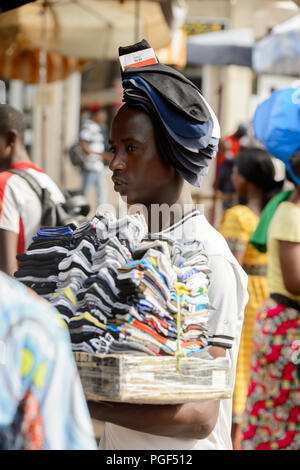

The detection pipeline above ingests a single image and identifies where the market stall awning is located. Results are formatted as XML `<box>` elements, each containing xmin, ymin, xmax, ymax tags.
<box><xmin>0</xmin><ymin>0</ymin><xmax>171</xmax><ymax>60</ymax></box>
<box><xmin>0</xmin><ymin>0</ymin><xmax>172</xmax><ymax>83</ymax></box>
<box><xmin>253</xmin><ymin>14</ymin><xmax>300</xmax><ymax>76</ymax></box>
<box><xmin>186</xmin><ymin>28</ymin><xmax>254</xmax><ymax>68</ymax></box>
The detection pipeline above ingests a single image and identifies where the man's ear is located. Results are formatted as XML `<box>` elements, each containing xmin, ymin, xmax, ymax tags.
<box><xmin>2</xmin><ymin>130</ymin><xmax>18</xmax><ymax>157</ymax></box>
<box><xmin>6</xmin><ymin>130</ymin><xmax>18</xmax><ymax>147</ymax></box>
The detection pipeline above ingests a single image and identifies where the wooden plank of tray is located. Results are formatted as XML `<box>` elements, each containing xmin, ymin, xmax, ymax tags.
<box><xmin>74</xmin><ymin>352</ymin><xmax>232</xmax><ymax>404</ymax></box>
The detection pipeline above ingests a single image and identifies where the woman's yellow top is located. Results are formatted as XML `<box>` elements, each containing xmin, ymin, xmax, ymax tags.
<box><xmin>267</xmin><ymin>201</ymin><xmax>300</xmax><ymax>303</ymax></box>
<box><xmin>219</xmin><ymin>205</ymin><xmax>268</xmax><ymax>272</ymax></box>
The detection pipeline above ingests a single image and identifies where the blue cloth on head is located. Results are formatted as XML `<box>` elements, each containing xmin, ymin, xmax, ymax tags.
<box><xmin>254</xmin><ymin>87</ymin><xmax>300</xmax><ymax>186</ymax></box>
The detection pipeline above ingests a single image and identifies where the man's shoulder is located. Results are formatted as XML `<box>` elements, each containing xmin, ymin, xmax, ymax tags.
<box><xmin>81</xmin><ymin>119</ymin><xmax>100</xmax><ymax>131</ymax></box>
<box><xmin>183</xmin><ymin>213</ymin><xmax>231</xmax><ymax>255</ymax></box>
<box><xmin>0</xmin><ymin>169</ymin><xmax>15</xmax><ymax>187</ymax></box>
<box><xmin>163</xmin><ymin>211</ymin><xmax>246</xmax><ymax>276</ymax></box>
<box><xmin>182</xmin><ymin>213</ymin><xmax>248</xmax><ymax>280</ymax></box>
<box><xmin>0</xmin><ymin>165</ymin><xmax>64</xmax><ymax>203</ymax></box>
<box><xmin>1</xmin><ymin>162</ymin><xmax>44</xmax><ymax>186</ymax></box>
<box><xmin>0</xmin><ymin>169</ymin><xmax>25</xmax><ymax>201</ymax></box>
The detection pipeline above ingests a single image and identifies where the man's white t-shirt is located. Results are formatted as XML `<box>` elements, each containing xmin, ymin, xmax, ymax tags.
<box><xmin>100</xmin><ymin>210</ymin><xmax>248</xmax><ymax>450</ymax></box>
<box><xmin>0</xmin><ymin>161</ymin><xmax>65</xmax><ymax>254</ymax></box>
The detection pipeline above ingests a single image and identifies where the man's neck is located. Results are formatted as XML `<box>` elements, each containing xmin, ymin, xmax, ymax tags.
<box><xmin>246</xmin><ymin>185</ymin><xmax>264</xmax><ymax>216</ymax></box>
<box><xmin>147</xmin><ymin>182</ymin><xmax>195</xmax><ymax>233</ymax></box>
<box><xmin>7</xmin><ymin>147</ymin><xmax>30</xmax><ymax>169</ymax></box>
<box><xmin>288</xmin><ymin>187</ymin><xmax>300</xmax><ymax>207</ymax></box>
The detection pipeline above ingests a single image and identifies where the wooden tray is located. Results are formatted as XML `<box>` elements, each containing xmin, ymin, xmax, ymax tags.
<box><xmin>74</xmin><ymin>352</ymin><xmax>232</xmax><ymax>404</ymax></box>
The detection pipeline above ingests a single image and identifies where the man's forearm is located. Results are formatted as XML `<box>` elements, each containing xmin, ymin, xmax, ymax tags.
<box><xmin>88</xmin><ymin>400</ymin><xmax>219</xmax><ymax>439</ymax></box>
<box><xmin>80</xmin><ymin>140</ymin><xmax>92</xmax><ymax>155</ymax></box>
<box><xmin>0</xmin><ymin>229</ymin><xmax>18</xmax><ymax>276</ymax></box>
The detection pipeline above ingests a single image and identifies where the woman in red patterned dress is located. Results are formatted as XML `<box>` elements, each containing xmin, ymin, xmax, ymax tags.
<box><xmin>241</xmin><ymin>151</ymin><xmax>300</xmax><ymax>450</ymax></box>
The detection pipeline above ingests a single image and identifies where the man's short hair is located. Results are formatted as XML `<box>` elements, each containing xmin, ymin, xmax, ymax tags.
<box><xmin>0</xmin><ymin>104</ymin><xmax>25</xmax><ymax>143</ymax></box>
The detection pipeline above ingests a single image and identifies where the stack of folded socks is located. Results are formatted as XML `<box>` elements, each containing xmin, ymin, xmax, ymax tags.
<box><xmin>14</xmin><ymin>211</ymin><xmax>213</xmax><ymax>359</ymax></box>
<box><xmin>51</xmin><ymin>238</ymin><xmax>97</xmax><ymax>323</ymax></box>
<box><xmin>111</xmin><ymin>238</ymin><xmax>211</xmax><ymax>357</ymax></box>
<box><xmin>14</xmin><ymin>226</ymin><xmax>74</xmax><ymax>299</ymax></box>
<box><xmin>64</xmin><ymin>213</ymin><xmax>212</xmax><ymax>357</ymax></box>
<box><xmin>50</xmin><ymin>211</ymin><xmax>148</xmax><ymax>325</ymax></box>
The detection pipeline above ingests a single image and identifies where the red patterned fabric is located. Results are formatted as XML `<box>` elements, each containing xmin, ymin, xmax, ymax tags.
<box><xmin>241</xmin><ymin>298</ymin><xmax>300</xmax><ymax>450</ymax></box>
<box><xmin>20</xmin><ymin>391</ymin><xmax>43</xmax><ymax>450</ymax></box>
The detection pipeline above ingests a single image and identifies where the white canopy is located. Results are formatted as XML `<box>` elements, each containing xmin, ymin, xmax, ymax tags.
<box><xmin>186</xmin><ymin>28</ymin><xmax>254</xmax><ymax>67</ymax></box>
<box><xmin>253</xmin><ymin>15</ymin><xmax>300</xmax><ymax>76</ymax></box>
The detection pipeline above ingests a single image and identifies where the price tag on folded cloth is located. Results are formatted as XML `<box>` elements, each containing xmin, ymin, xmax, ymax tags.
<box><xmin>119</xmin><ymin>47</ymin><xmax>158</xmax><ymax>71</ymax></box>
<box><xmin>175</xmin><ymin>282</ymin><xmax>189</xmax><ymax>371</ymax></box>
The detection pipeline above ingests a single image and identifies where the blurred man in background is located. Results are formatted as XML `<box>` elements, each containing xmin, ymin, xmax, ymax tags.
<box><xmin>215</xmin><ymin>123</ymin><xmax>248</xmax><ymax>210</ymax></box>
<box><xmin>0</xmin><ymin>104</ymin><xmax>65</xmax><ymax>276</ymax></box>
<box><xmin>79</xmin><ymin>103</ymin><xmax>110</xmax><ymax>209</ymax></box>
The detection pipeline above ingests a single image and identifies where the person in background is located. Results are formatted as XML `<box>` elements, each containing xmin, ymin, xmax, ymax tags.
<box><xmin>238</xmin><ymin>124</ymin><xmax>265</xmax><ymax>150</ymax></box>
<box><xmin>241</xmin><ymin>149</ymin><xmax>300</xmax><ymax>450</ymax></box>
<box><xmin>0</xmin><ymin>104</ymin><xmax>65</xmax><ymax>277</ymax></box>
<box><xmin>216</xmin><ymin>123</ymin><xmax>248</xmax><ymax>210</ymax></box>
<box><xmin>218</xmin><ymin>148</ymin><xmax>284</xmax><ymax>449</ymax></box>
<box><xmin>0</xmin><ymin>271</ymin><xmax>97</xmax><ymax>450</ymax></box>
<box><xmin>79</xmin><ymin>103</ymin><xmax>110</xmax><ymax>209</ymax></box>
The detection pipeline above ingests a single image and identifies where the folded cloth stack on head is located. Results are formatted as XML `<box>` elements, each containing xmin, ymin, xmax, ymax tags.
<box><xmin>119</xmin><ymin>39</ymin><xmax>220</xmax><ymax>187</ymax></box>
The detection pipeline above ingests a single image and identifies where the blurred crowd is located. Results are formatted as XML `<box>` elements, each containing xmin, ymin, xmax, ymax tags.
<box><xmin>215</xmin><ymin>97</ymin><xmax>300</xmax><ymax>449</ymax></box>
